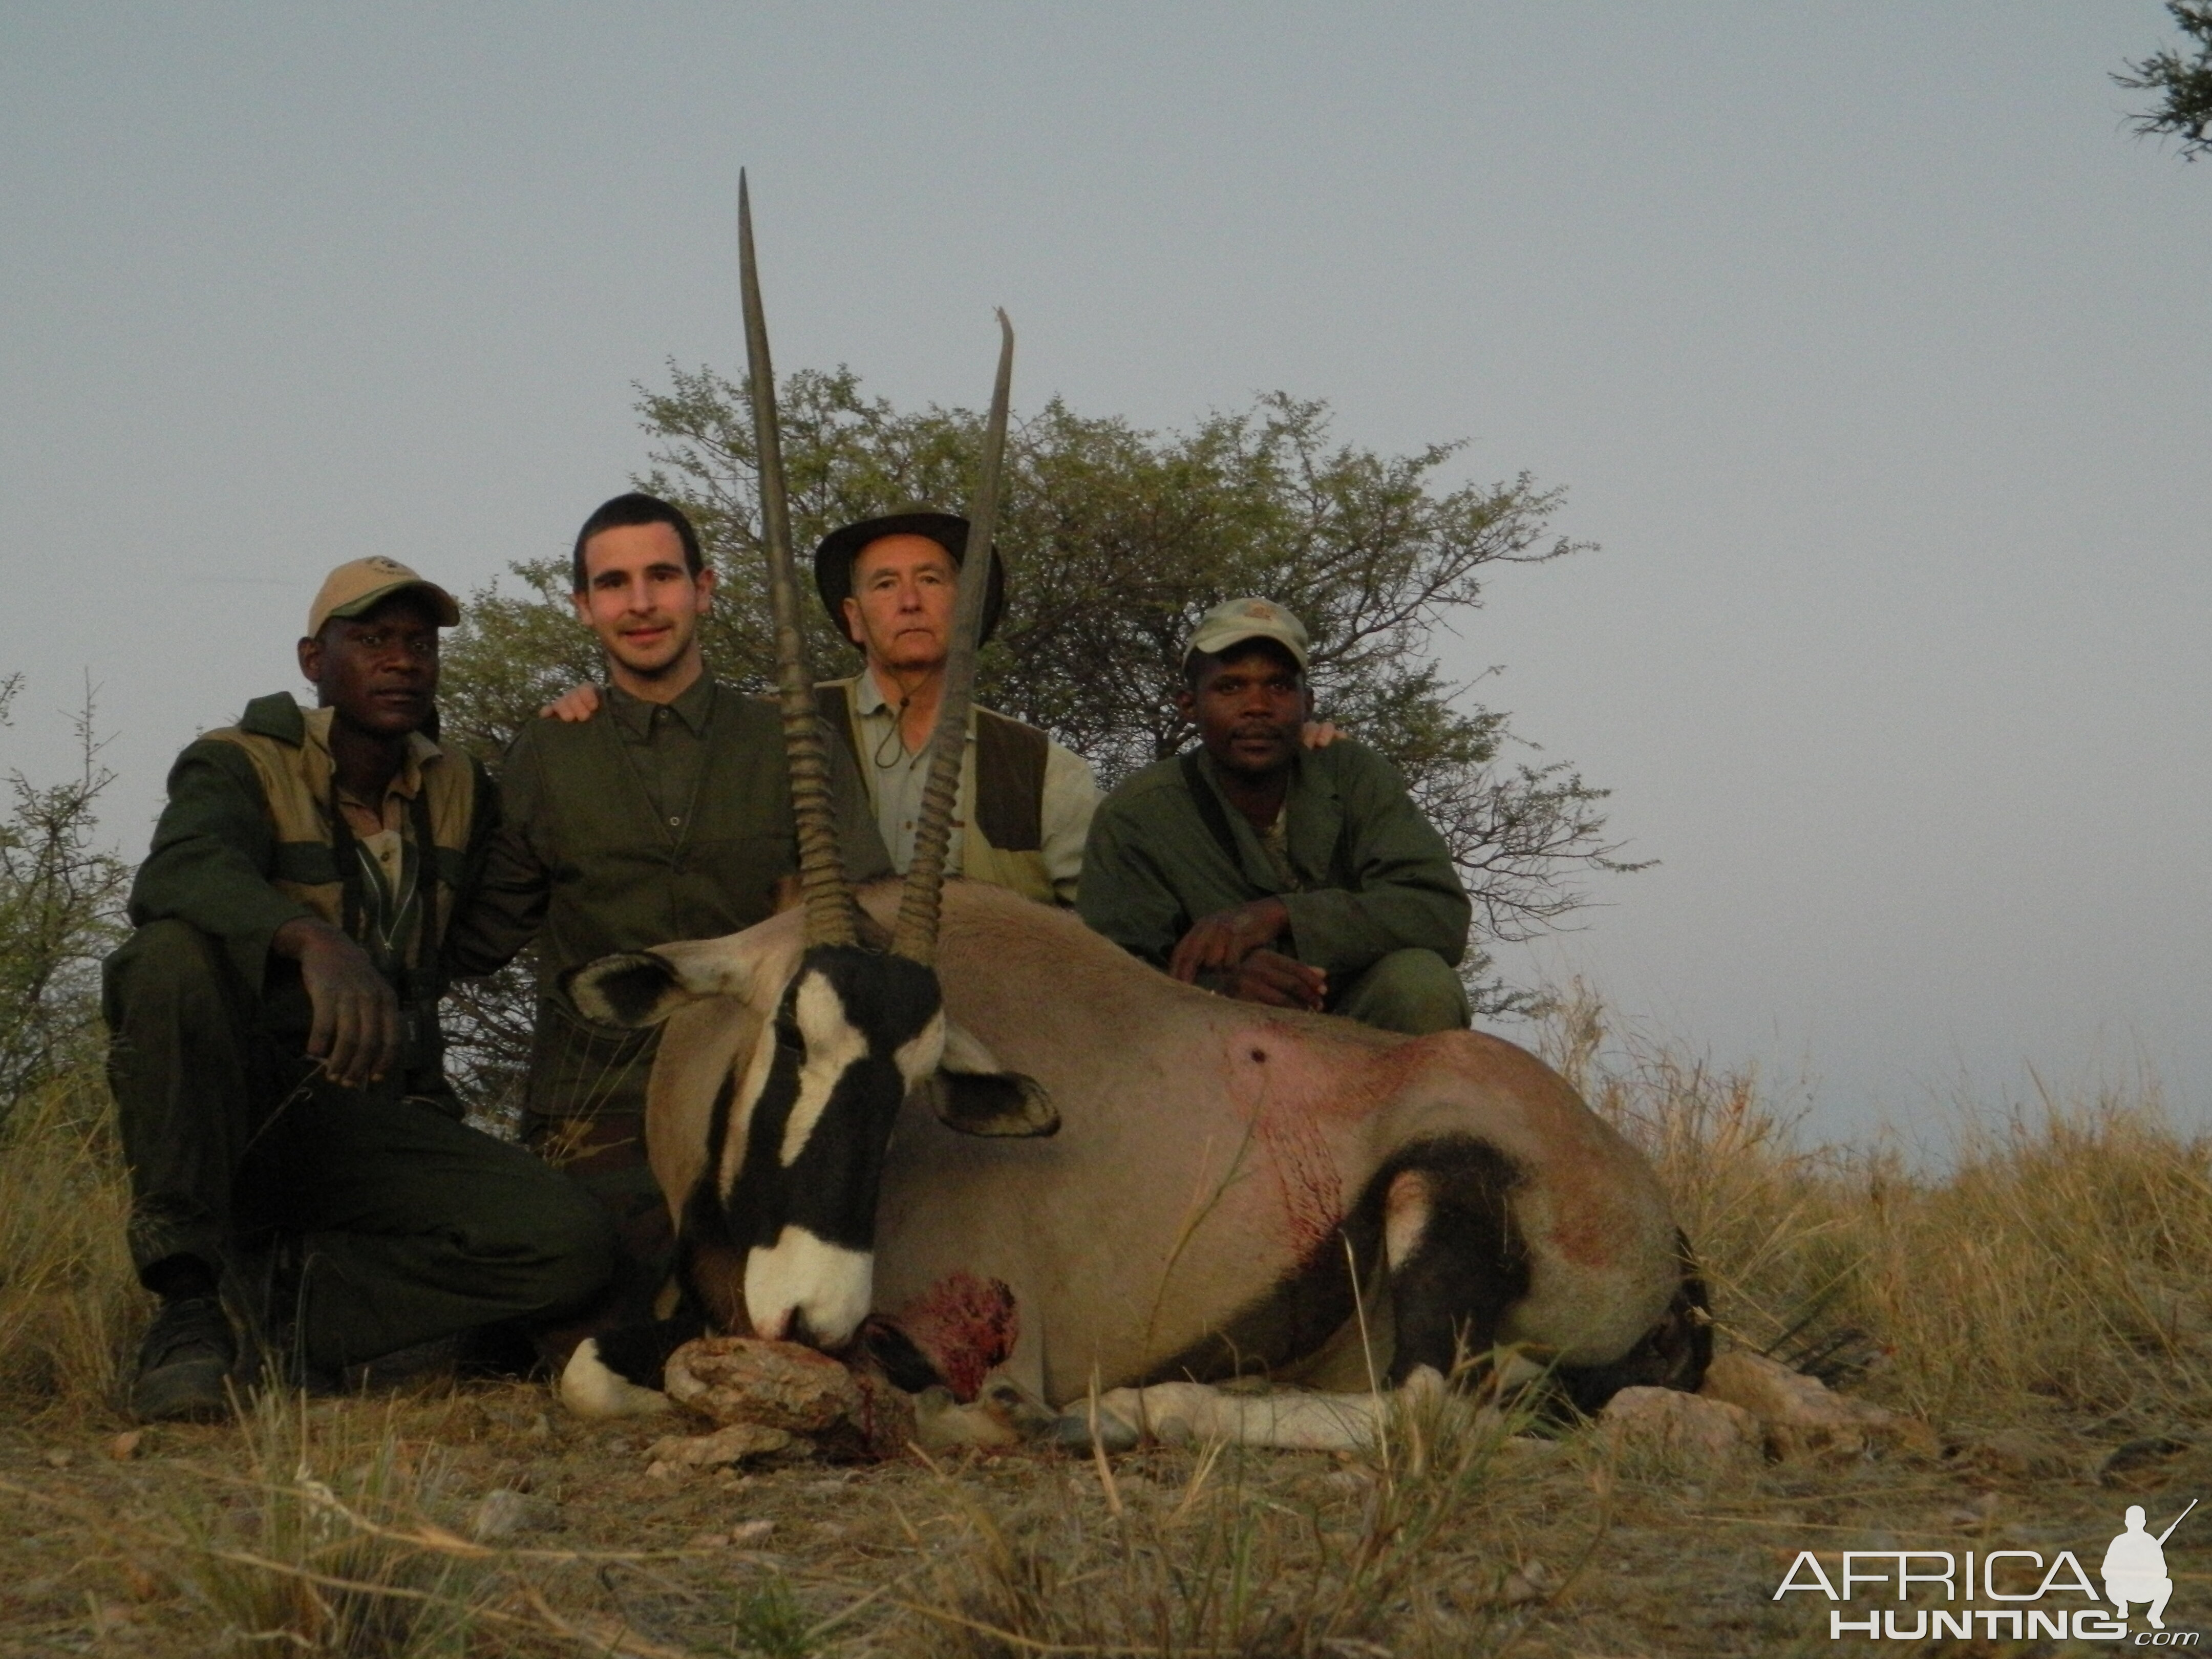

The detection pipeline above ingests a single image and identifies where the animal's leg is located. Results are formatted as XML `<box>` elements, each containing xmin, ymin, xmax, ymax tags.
<box><xmin>1087</xmin><ymin>1369</ymin><xmax>1449</xmax><ymax>1453</ymax></box>
<box><xmin>558</xmin><ymin>1236</ymin><xmax>722</xmax><ymax>1419</ymax></box>
<box><xmin>559</xmin><ymin>1313</ymin><xmax>699</xmax><ymax>1418</ymax></box>
<box><xmin>1377</xmin><ymin>1139</ymin><xmax>1528</xmax><ymax>1386</ymax></box>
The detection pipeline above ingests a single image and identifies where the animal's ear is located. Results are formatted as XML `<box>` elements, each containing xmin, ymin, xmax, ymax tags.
<box><xmin>924</xmin><ymin>1070</ymin><xmax>1059</xmax><ymax>1137</ymax></box>
<box><xmin>567</xmin><ymin>932</ymin><xmax>791</xmax><ymax>1027</ymax></box>
<box><xmin>918</xmin><ymin>1019</ymin><xmax>1059</xmax><ymax>1138</ymax></box>
<box><xmin>565</xmin><ymin>952</ymin><xmax>689</xmax><ymax>1028</ymax></box>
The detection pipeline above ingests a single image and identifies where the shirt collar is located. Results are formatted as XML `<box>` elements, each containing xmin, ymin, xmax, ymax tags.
<box><xmin>301</xmin><ymin>706</ymin><xmax>439</xmax><ymax>804</ymax></box>
<box><xmin>606</xmin><ymin>670</ymin><xmax>716</xmax><ymax>738</ymax></box>
<box><xmin>853</xmin><ymin>667</ymin><xmax>899</xmax><ymax>717</ymax></box>
<box><xmin>853</xmin><ymin>667</ymin><xmax>970</xmax><ymax>739</ymax></box>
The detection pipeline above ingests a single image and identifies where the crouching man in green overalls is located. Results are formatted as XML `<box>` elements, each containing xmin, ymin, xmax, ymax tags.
<box><xmin>105</xmin><ymin>557</ymin><xmax>615</xmax><ymax>1421</ymax></box>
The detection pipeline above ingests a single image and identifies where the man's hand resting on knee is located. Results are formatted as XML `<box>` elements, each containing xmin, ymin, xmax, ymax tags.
<box><xmin>273</xmin><ymin>918</ymin><xmax>401</xmax><ymax>1088</ymax></box>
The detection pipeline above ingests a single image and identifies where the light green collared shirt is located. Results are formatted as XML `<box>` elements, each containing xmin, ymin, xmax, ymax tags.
<box><xmin>847</xmin><ymin>668</ymin><xmax>1099</xmax><ymax>905</ymax></box>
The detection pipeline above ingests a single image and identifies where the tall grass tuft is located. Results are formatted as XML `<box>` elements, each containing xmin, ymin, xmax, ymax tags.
<box><xmin>1549</xmin><ymin>986</ymin><xmax>2212</xmax><ymax>1431</ymax></box>
<box><xmin>156</xmin><ymin>1388</ymin><xmax>487</xmax><ymax>1656</ymax></box>
<box><xmin>0</xmin><ymin>1059</ymin><xmax>143</xmax><ymax>1414</ymax></box>
<box><xmin>899</xmin><ymin>1391</ymin><xmax>1536</xmax><ymax>1657</ymax></box>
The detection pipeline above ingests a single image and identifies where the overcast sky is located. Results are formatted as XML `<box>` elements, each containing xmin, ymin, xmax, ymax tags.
<box><xmin>4</xmin><ymin>3</ymin><xmax>2205</xmax><ymax>1146</ymax></box>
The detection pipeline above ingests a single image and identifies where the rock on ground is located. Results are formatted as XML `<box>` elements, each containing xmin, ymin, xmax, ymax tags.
<box><xmin>1601</xmin><ymin>1386</ymin><xmax>1760</xmax><ymax>1467</ymax></box>
<box><xmin>1697</xmin><ymin>1350</ymin><xmax>1938</xmax><ymax>1461</ymax></box>
<box><xmin>661</xmin><ymin>1336</ymin><xmax>915</xmax><ymax>1462</ymax></box>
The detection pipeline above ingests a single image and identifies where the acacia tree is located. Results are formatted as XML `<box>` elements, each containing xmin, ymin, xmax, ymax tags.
<box><xmin>0</xmin><ymin>678</ymin><xmax>132</xmax><ymax>1117</ymax></box>
<box><xmin>2116</xmin><ymin>1</ymin><xmax>2212</xmax><ymax>158</ymax></box>
<box><xmin>440</xmin><ymin>368</ymin><xmax>1641</xmax><ymax>1049</ymax></box>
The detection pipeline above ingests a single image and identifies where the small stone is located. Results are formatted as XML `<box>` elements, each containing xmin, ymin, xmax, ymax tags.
<box><xmin>666</xmin><ymin>1337</ymin><xmax>867</xmax><ymax>1434</ymax></box>
<box><xmin>1952</xmin><ymin>1429</ymin><xmax>2075</xmax><ymax>1482</ymax></box>
<box><xmin>1699</xmin><ymin>1350</ymin><xmax>1936</xmax><ymax>1461</ymax></box>
<box><xmin>1496</xmin><ymin>1559</ymin><xmax>1556</xmax><ymax>1606</ymax></box>
<box><xmin>731</xmin><ymin>1519</ymin><xmax>775</xmax><ymax>1546</ymax></box>
<box><xmin>42</xmin><ymin>1448</ymin><xmax>73</xmax><ymax>1469</ymax></box>
<box><xmin>108</xmin><ymin>1431</ymin><xmax>144</xmax><ymax>1462</ymax></box>
<box><xmin>1601</xmin><ymin>1386</ymin><xmax>1759</xmax><ymax>1468</ymax></box>
<box><xmin>2101</xmin><ymin>1436</ymin><xmax>2193</xmax><ymax>1488</ymax></box>
<box><xmin>469</xmin><ymin>1487</ymin><xmax>562</xmax><ymax>1542</ymax></box>
<box><xmin>646</xmin><ymin>1420</ymin><xmax>796</xmax><ymax>1470</ymax></box>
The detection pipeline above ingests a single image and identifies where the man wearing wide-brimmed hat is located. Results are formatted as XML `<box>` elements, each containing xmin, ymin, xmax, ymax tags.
<box><xmin>1078</xmin><ymin>597</ymin><xmax>1472</xmax><ymax>1035</ymax></box>
<box><xmin>104</xmin><ymin>557</ymin><xmax>616</xmax><ymax>1421</ymax></box>
<box><xmin>810</xmin><ymin>508</ymin><xmax>1098</xmax><ymax>906</ymax></box>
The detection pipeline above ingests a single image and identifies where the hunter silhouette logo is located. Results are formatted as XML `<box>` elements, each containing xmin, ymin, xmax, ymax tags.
<box><xmin>1773</xmin><ymin>1497</ymin><xmax>2200</xmax><ymax>1642</ymax></box>
<box><xmin>2105</xmin><ymin>1500</ymin><xmax>2196</xmax><ymax>1631</ymax></box>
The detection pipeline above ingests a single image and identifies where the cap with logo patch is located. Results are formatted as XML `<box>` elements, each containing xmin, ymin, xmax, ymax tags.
<box><xmin>306</xmin><ymin>557</ymin><xmax>462</xmax><ymax>639</ymax></box>
<box><xmin>1182</xmin><ymin>597</ymin><xmax>1311</xmax><ymax>670</ymax></box>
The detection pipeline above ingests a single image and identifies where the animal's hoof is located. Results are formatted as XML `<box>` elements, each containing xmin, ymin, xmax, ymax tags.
<box><xmin>559</xmin><ymin>1337</ymin><xmax>675</xmax><ymax>1420</ymax></box>
<box><xmin>1047</xmin><ymin>1410</ymin><xmax>1139</xmax><ymax>1454</ymax></box>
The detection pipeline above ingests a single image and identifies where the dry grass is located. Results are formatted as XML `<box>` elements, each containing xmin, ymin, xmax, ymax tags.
<box><xmin>1545</xmin><ymin>986</ymin><xmax>2212</xmax><ymax>1435</ymax></box>
<box><xmin>5</xmin><ymin>1004</ymin><xmax>2210</xmax><ymax>1656</ymax></box>
<box><xmin>0</xmin><ymin>1065</ymin><xmax>144</xmax><ymax>1415</ymax></box>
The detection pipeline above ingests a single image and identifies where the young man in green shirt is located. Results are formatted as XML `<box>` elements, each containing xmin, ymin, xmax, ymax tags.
<box><xmin>107</xmin><ymin>559</ymin><xmax>616</xmax><ymax>1421</ymax></box>
<box><xmin>453</xmin><ymin>494</ymin><xmax>890</xmax><ymax>1325</ymax></box>
<box><xmin>1077</xmin><ymin>598</ymin><xmax>1473</xmax><ymax>1035</ymax></box>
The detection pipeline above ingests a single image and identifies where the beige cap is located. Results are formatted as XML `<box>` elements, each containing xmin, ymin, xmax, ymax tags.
<box><xmin>1183</xmin><ymin>597</ymin><xmax>1311</xmax><ymax>670</ymax></box>
<box><xmin>306</xmin><ymin>557</ymin><xmax>461</xmax><ymax>639</ymax></box>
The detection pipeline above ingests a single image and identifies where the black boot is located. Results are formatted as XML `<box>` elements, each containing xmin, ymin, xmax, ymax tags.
<box><xmin>131</xmin><ymin>1295</ymin><xmax>237</xmax><ymax>1422</ymax></box>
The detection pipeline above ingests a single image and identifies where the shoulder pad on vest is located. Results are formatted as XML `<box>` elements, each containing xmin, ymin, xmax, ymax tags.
<box><xmin>238</xmin><ymin>693</ymin><xmax>307</xmax><ymax>745</ymax></box>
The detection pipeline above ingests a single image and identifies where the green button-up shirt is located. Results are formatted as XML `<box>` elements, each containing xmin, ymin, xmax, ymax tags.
<box><xmin>1076</xmin><ymin>741</ymin><xmax>1471</xmax><ymax>980</ymax></box>
<box><xmin>448</xmin><ymin>677</ymin><xmax>892</xmax><ymax>1001</ymax></box>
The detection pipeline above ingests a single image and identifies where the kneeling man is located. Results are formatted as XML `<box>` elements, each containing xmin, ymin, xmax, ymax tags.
<box><xmin>107</xmin><ymin>558</ymin><xmax>615</xmax><ymax>1420</ymax></box>
<box><xmin>1078</xmin><ymin>599</ymin><xmax>1471</xmax><ymax>1034</ymax></box>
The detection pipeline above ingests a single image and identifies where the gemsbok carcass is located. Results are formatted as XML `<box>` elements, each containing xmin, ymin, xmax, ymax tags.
<box><xmin>558</xmin><ymin>180</ymin><xmax>1709</xmax><ymax>1451</ymax></box>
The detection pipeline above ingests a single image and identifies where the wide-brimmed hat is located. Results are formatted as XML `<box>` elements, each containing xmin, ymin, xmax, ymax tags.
<box><xmin>813</xmin><ymin>509</ymin><xmax>1006</xmax><ymax>650</ymax></box>
<box><xmin>306</xmin><ymin>557</ymin><xmax>461</xmax><ymax>639</ymax></box>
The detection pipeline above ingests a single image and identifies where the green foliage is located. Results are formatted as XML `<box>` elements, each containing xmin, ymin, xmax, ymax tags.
<box><xmin>2116</xmin><ymin>1</ymin><xmax>2212</xmax><ymax>158</ymax></box>
<box><xmin>0</xmin><ymin>677</ymin><xmax>131</xmax><ymax>1115</ymax></box>
<box><xmin>718</xmin><ymin>1577</ymin><xmax>818</xmax><ymax>1657</ymax></box>
<box><xmin>442</xmin><ymin>368</ymin><xmax>1642</xmax><ymax>1018</ymax></box>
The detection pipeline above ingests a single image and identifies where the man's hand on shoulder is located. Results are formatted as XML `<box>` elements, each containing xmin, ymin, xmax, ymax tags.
<box><xmin>1301</xmin><ymin>720</ymin><xmax>1343</xmax><ymax>749</ymax></box>
<box><xmin>540</xmin><ymin>683</ymin><xmax>601</xmax><ymax>723</ymax></box>
<box><xmin>272</xmin><ymin>918</ymin><xmax>401</xmax><ymax>1089</ymax></box>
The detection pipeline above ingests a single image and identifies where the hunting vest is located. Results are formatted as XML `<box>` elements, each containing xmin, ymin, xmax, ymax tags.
<box><xmin>199</xmin><ymin>693</ymin><xmax>481</xmax><ymax>1015</ymax></box>
<box><xmin>814</xmin><ymin>678</ymin><xmax>1055</xmax><ymax>904</ymax></box>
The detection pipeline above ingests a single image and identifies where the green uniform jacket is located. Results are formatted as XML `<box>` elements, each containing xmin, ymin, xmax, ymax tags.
<box><xmin>1077</xmin><ymin>741</ymin><xmax>1471</xmax><ymax>980</ymax></box>
<box><xmin>446</xmin><ymin>681</ymin><xmax>892</xmax><ymax>1000</ymax></box>
<box><xmin>122</xmin><ymin>692</ymin><xmax>496</xmax><ymax>1054</ymax></box>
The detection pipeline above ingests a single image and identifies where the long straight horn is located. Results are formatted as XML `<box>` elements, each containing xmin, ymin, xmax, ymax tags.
<box><xmin>739</xmin><ymin>173</ymin><xmax>857</xmax><ymax>948</ymax></box>
<box><xmin>890</xmin><ymin>310</ymin><xmax>1014</xmax><ymax>965</ymax></box>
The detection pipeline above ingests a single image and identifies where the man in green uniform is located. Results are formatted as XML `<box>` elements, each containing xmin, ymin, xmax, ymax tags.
<box><xmin>451</xmin><ymin>494</ymin><xmax>891</xmax><ymax>1321</ymax></box>
<box><xmin>1078</xmin><ymin>598</ymin><xmax>1472</xmax><ymax>1035</ymax></box>
<box><xmin>107</xmin><ymin>558</ymin><xmax>617</xmax><ymax>1421</ymax></box>
<box><xmin>812</xmin><ymin>510</ymin><xmax>1097</xmax><ymax>906</ymax></box>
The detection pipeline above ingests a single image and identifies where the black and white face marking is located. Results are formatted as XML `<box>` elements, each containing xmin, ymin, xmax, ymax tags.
<box><xmin>709</xmin><ymin>944</ymin><xmax>947</xmax><ymax>1348</ymax></box>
